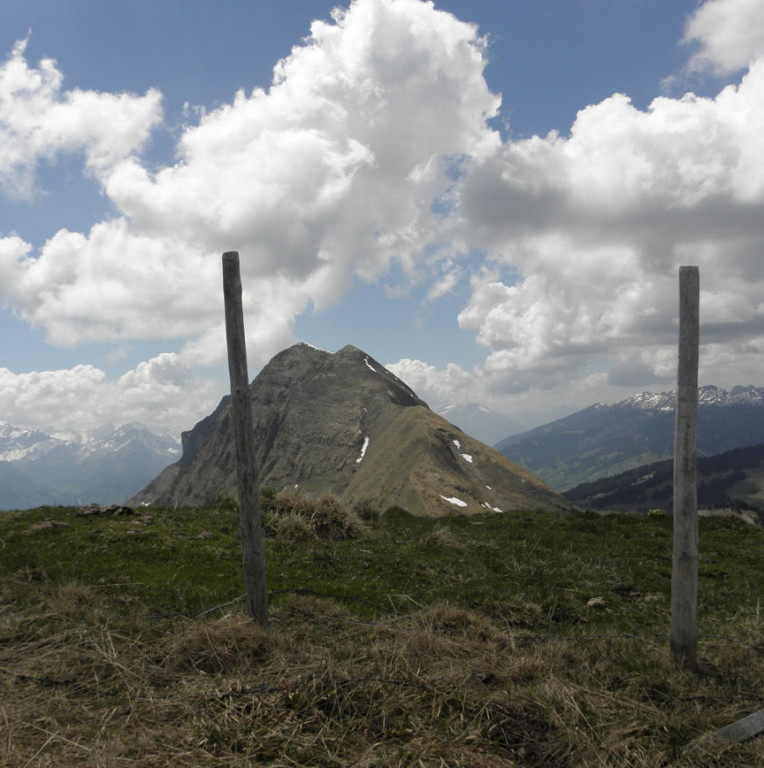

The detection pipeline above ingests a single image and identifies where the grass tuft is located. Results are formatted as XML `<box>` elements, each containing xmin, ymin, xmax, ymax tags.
<box><xmin>165</xmin><ymin>614</ymin><xmax>276</xmax><ymax>674</ymax></box>
<box><xmin>262</xmin><ymin>490</ymin><xmax>365</xmax><ymax>540</ymax></box>
<box><xmin>422</xmin><ymin>524</ymin><xmax>463</xmax><ymax>549</ymax></box>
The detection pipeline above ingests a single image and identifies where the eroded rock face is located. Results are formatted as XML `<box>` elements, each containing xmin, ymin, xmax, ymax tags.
<box><xmin>131</xmin><ymin>343</ymin><xmax>574</xmax><ymax>516</ymax></box>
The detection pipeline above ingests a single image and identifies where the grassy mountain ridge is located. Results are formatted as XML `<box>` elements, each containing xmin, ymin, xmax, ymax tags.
<box><xmin>565</xmin><ymin>443</ymin><xmax>764</xmax><ymax>522</ymax></box>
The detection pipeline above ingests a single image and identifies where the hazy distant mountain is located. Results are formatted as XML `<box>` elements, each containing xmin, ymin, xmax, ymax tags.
<box><xmin>435</xmin><ymin>403</ymin><xmax>526</xmax><ymax>446</ymax></box>
<box><xmin>564</xmin><ymin>443</ymin><xmax>764</xmax><ymax>525</ymax></box>
<box><xmin>0</xmin><ymin>423</ymin><xmax>181</xmax><ymax>510</ymax></box>
<box><xmin>495</xmin><ymin>385</ymin><xmax>764</xmax><ymax>491</ymax></box>
<box><xmin>132</xmin><ymin>343</ymin><xmax>573</xmax><ymax>516</ymax></box>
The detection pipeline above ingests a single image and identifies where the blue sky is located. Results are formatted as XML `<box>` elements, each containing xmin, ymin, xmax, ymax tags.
<box><xmin>1</xmin><ymin>0</ymin><xmax>762</xmax><ymax>436</ymax></box>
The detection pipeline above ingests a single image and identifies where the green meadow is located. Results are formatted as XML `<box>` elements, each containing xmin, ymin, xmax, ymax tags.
<box><xmin>1</xmin><ymin>498</ymin><xmax>762</xmax><ymax>766</ymax></box>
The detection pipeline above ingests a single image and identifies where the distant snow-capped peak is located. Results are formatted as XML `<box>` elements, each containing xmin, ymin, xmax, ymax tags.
<box><xmin>0</xmin><ymin>422</ymin><xmax>180</xmax><ymax>463</ymax></box>
<box><xmin>619</xmin><ymin>385</ymin><xmax>764</xmax><ymax>411</ymax></box>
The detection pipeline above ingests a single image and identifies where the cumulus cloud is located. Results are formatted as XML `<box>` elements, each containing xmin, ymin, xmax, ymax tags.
<box><xmin>454</xmin><ymin>52</ymin><xmax>764</xmax><ymax>397</ymax></box>
<box><xmin>682</xmin><ymin>0</ymin><xmax>764</xmax><ymax>76</ymax></box>
<box><xmin>386</xmin><ymin>0</ymin><xmax>764</xmax><ymax>413</ymax></box>
<box><xmin>1</xmin><ymin>223</ymin><xmax>220</xmax><ymax>345</ymax></box>
<box><xmin>385</xmin><ymin>358</ymin><xmax>472</xmax><ymax>406</ymax></box>
<box><xmin>0</xmin><ymin>0</ymin><xmax>499</xmax><ymax>358</ymax></box>
<box><xmin>103</xmin><ymin>0</ymin><xmax>498</xmax><ymax>290</ymax></box>
<box><xmin>0</xmin><ymin>355</ymin><xmax>221</xmax><ymax>435</ymax></box>
<box><xmin>0</xmin><ymin>38</ymin><xmax>162</xmax><ymax>200</ymax></box>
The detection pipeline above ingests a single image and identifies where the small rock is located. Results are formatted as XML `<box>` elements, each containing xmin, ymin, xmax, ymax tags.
<box><xmin>78</xmin><ymin>503</ymin><xmax>135</xmax><ymax>517</ymax></box>
<box><xmin>587</xmin><ymin>597</ymin><xmax>607</xmax><ymax>609</ymax></box>
<box><xmin>25</xmin><ymin>520</ymin><xmax>71</xmax><ymax>533</ymax></box>
<box><xmin>107</xmin><ymin>505</ymin><xmax>135</xmax><ymax>516</ymax></box>
<box><xmin>78</xmin><ymin>503</ymin><xmax>105</xmax><ymax>517</ymax></box>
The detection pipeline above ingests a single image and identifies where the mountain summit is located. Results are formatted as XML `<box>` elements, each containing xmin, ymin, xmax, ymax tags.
<box><xmin>131</xmin><ymin>343</ymin><xmax>572</xmax><ymax>515</ymax></box>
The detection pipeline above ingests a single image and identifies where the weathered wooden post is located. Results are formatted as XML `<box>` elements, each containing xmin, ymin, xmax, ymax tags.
<box><xmin>222</xmin><ymin>251</ymin><xmax>269</xmax><ymax>628</ymax></box>
<box><xmin>671</xmin><ymin>266</ymin><xmax>699</xmax><ymax>669</ymax></box>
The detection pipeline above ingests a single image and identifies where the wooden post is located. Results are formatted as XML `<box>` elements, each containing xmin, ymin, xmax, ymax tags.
<box><xmin>222</xmin><ymin>251</ymin><xmax>269</xmax><ymax>628</ymax></box>
<box><xmin>671</xmin><ymin>266</ymin><xmax>699</xmax><ymax>669</ymax></box>
<box><xmin>686</xmin><ymin>708</ymin><xmax>764</xmax><ymax>755</ymax></box>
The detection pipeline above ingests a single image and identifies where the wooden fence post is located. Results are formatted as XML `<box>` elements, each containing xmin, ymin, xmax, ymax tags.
<box><xmin>222</xmin><ymin>251</ymin><xmax>269</xmax><ymax>628</ymax></box>
<box><xmin>671</xmin><ymin>266</ymin><xmax>699</xmax><ymax>669</ymax></box>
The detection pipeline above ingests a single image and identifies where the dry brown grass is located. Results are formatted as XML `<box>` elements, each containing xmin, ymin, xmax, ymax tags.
<box><xmin>261</xmin><ymin>490</ymin><xmax>366</xmax><ymax>541</ymax></box>
<box><xmin>1</xmin><ymin>583</ymin><xmax>762</xmax><ymax>768</ymax></box>
<box><xmin>422</xmin><ymin>524</ymin><xmax>464</xmax><ymax>549</ymax></box>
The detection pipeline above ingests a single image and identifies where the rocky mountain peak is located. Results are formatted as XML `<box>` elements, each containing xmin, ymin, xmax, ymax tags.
<box><xmin>132</xmin><ymin>343</ymin><xmax>572</xmax><ymax>515</ymax></box>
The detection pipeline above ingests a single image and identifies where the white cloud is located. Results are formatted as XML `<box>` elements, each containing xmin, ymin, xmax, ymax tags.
<box><xmin>455</xmin><ymin>54</ymin><xmax>764</xmax><ymax>395</ymax></box>
<box><xmin>682</xmin><ymin>0</ymin><xmax>764</xmax><ymax>76</ymax></box>
<box><xmin>385</xmin><ymin>358</ymin><xmax>472</xmax><ymax>405</ymax></box>
<box><xmin>0</xmin><ymin>355</ymin><xmax>221</xmax><ymax>435</ymax></box>
<box><xmin>1</xmin><ymin>222</ymin><xmax>220</xmax><ymax>345</ymax></box>
<box><xmin>0</xmin><ymin>38</ymin><xmax>162</xmax><ymax>200</ymax></box>
<box><xmin>0</xmin><ymin>0</ymin><xmax>499</xmax><ymax>358</ymax></box>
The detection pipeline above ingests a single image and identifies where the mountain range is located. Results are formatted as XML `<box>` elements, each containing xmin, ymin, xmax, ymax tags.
<box><xmin>0</xmin><ymin>423</ymin><xmax>180</xmax><ymax>510</ymax></box>
<box><xmin>495</xmin><ymin>386</ymin><xmax>764</xmax><ymax>491</ymax></box>
<box><xmin>131</xmin><ymin>343</ymin><xmax>573</xmax><ymax>516</ymax></box>
<box><xmin>7</xmin><ymin>347</ymin><xmax>760</xmax><ymax>520</ymax></box>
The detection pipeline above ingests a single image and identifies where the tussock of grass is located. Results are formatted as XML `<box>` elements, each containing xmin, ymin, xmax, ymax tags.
<box><xmin>45</xmin><ymin>581</ymin><xmax>99</xmax><ymax>618</ymax></box>
<box><xmin>262</xmin><ymin>490</ymin><xmax>365</xmax><ymax>541</ymax></box>
<box><xmin>422</xmin><ymin>524</ymin><xmax>463</xmax><ymax>549</ymax></box>
<box><xmin>271</xmin><ymin>511</ymin><xmax>315</xmax><ymax>541</ymax></box>
<box><xmin>165</xmin><ymin>614</ymin><xmax>276</xmax><ymax>674</ymax></box>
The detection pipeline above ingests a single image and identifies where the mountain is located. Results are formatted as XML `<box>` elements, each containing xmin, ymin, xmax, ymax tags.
<box><xmin>0</xmin><ymin>423</ymin><xmax>181</xmax><ymax>510</ymax></box>
<box><xmin>495</xmin><ymin>386</ymin><xmax>764</xmax><ymax>491</ymax></box>
<box><xmin>131</xmin><ymin>343</ymin><xmax>573</xmax><ymax>516</ymax></box>
<box><xmin>564</xmin><ymin>443</ymin><xmax>764</xmax><ymax>524</ymax></box>
<box><xmin>435</xmin><ymin>403</ymin><xmax>526</xmax><ymax>446</ymax></box>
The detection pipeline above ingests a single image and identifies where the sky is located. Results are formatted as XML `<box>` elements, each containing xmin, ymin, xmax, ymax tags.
<box><xmin>1</xmin><ymin>0</ymin><xmax>763</xmax><ymax>438</ymax></box>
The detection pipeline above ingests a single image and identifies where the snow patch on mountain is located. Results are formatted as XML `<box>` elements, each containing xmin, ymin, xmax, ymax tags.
<box><xmin>356</xmin><ymin>436</ymin><xmax>370</xmax><ymax>464</ymax></box>
<box><xmin>298</xmin><ymin>341</ymin><xmax>331</xmax><ymax>354</ymax></box>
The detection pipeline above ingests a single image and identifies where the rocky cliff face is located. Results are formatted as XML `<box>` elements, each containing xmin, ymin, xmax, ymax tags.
<box><xmin>131</xmin><ymin>343</ymin><xmax>573</xmax><ymax>515</ymax></box>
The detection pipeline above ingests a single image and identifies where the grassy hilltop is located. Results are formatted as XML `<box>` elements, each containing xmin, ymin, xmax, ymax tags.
<box><xmin>1</xmin><ymin>497</ymin><xmax>762</xmax><ymax>767</ymax></box>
